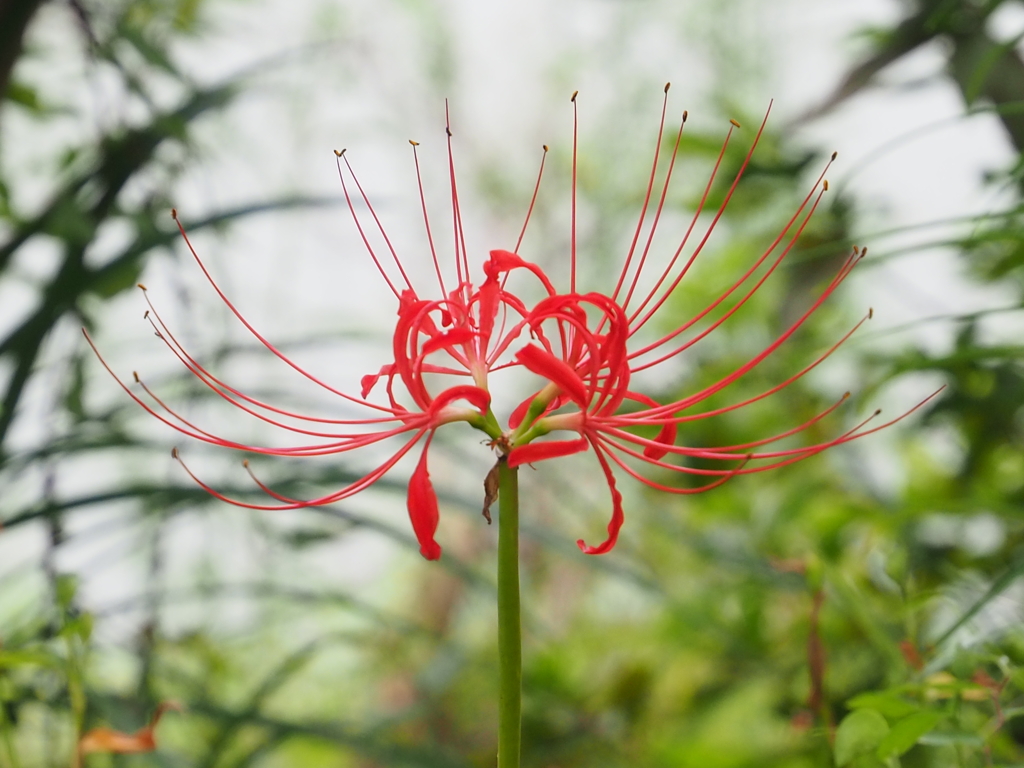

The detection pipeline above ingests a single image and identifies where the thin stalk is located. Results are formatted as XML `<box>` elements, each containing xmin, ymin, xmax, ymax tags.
<box><xmin>497</xmin><ymin>458</ymin><xmax>521</xmax><ymax>767</ymax></box>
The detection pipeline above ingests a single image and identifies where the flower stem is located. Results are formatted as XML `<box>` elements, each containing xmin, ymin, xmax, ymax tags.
<box><xmin>497</xmin><ymin>457</ymin><xmax>521</xmax><ymax>768</ymax></box>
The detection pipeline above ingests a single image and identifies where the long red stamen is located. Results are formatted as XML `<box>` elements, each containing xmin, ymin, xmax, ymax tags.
<box><xmin>171</xmin><ymin>428</ymin><xmax>428</xmax><ymax>510</ymax></box>
<box><xmin>628</xmin><ymin>105</ymin><xmax>776</xmax><ymax>332</ymax></box>
<box><xmin>171</xmin><ymin>210</ymin><xmax>402</xmax><ymax>413</ymax></box>
<box><xmin>629</xmin><ymin>177</ymin><xmax>834</xmax><ymax>369</ymax></box>
<box><xmin>410</xmin><ymin>140</ymin><xmax>448</xmax><ymax>297</ymax></box>
<box><xmin>140</xmin><ymin>290</ymin><xmax>405</xmax><ymax>426</ymax></box>
<box><xmin>445</xmin><ymin>101</ymin><xmax>471</xmax><ymax>298</ymax></box>
<box><xmin>612</xmin><ymin>82</ymin><xmax>671</xmax><ymax>304</ymax></box>
<box><xmin>635</xmin><ymin>246</ymin><xmax>862</xmax><ymax>405</ymax></box>
<box><xmin>515</xmin><ymin>144</ymin><xmax>549</xmax><ymax>254</ymax></box>
<box><xmin>570</xmin><ymin>90</ymin><xmax>579</xmax><ymax>293</ymax></box>
<box><xmin>607</xmin><ymin>309</ymin><xmax>871</xmax><ymax>426</ymax></box>
<box><xmin>620</xmin><ymin>107</ymin><xmax>687</xmax><ymax>312</ymax></box>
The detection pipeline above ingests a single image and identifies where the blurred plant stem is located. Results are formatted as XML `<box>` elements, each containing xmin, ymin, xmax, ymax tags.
<box><xmin>497</xmin><ymin>459</ymin><xmax>521</xmax><ymax>768</ymax></box>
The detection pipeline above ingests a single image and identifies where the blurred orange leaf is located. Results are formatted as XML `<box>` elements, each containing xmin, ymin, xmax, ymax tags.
<box><xmin>78</xmin><ymin>701</ymin><xmax>182</xmax><ymax>755</ymax></box>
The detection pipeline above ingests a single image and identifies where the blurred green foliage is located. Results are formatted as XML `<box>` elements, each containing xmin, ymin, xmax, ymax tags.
<box><xmin>2</xmin><ymin>0</ymin><xmax>1024</xmax><ymax>767</ymax></box>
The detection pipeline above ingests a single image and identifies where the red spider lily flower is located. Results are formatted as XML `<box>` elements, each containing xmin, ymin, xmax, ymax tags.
<box><xmin>86</xmin><ymin>87</ymin><xmax>935</xmax><ymax>561</ymax></box>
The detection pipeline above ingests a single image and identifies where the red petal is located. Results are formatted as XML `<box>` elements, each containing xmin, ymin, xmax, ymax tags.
<box><xmin>408</xmin><ymin>439</ymin><xmax>442</xmax><ymax>560</ymax></box>
<box><xmin>426</xmin><ymin>385</ymin><xmax>491</xmax><ymax>422</ymax></box>
<box><xmin>360</xmin><ymin>365</ymin><xmax>393</xmax><ymax>399</ymax></box>
<box><xmin>515</xmin><ymin>344</ymin><xmax>589</xmax><ymax>406</ymax></box>
<box><xmin>485</xmin><ymin>249</ymin><xmax>557</xmax><ymax>295</ymax></box>
<box><xmin>508</xmin><ymin>392</ymin><xmax>537</xmax><ymax>430</ymax></box>
<box><xmin>422</xmin><ymin>327</ymin><xmax>476</xmax><ymax>356</ymax></box>
<box><xmin>643</xmin><ymin>422</ymin><xmax>677</xmax><ymax>461</ymax></box>
<box><xmin>507</xmin><ymin>438</ymin><xmax>588</xmax><ymax>467</ymax></box>
<box><xmin>624</xmin><ymin>391</ymin><xmax>677</xmax><ymax>460</ymax></box>
<box><xmin>577</xmin><ymin>444</ymin><xmax>624</xmax><ymax>555</ymax></box>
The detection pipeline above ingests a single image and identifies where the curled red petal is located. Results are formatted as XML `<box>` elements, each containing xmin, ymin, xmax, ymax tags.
<box><xmin>408</xmin><ymin>438</ymin><xmax>442</xmax><ymax>560</ymax></box>
<box><xmin>485</xmin><ymin>249</ymin><xmax>557</xmax><ymax>295</ymax></box>
<box><xmin>515</xmin><ymin>344</ymin><xmax>589</xmax><ymax>406</ymax></box>
<box><xmin>577</xmin><ymin>443</ymin><xmax>624</xmax><ymax>555</ymax></box>
<box><xmin>361</xmin><ymin>364</ymin><xmax>394</xmax><ymax>399</ymax></box>
<box><xmin>426</xmin><ymin>384</ymin><xmax>491</xmax><ymax>422</ymax></box>
<box><xmin>643</xmin><ymin>421</ymin><xmax>677</xmax><ymax>461</ymax></box>
<box><xmin>422</xmin><ymin>327</ymin><xmax>476</xmax><ymax>356</ymax></box>
<box><xmin>624</xmin><ymin>391</ymin><xmax>677</xmax><ymax>460</ymax></box>
<box><xmin>507</xmin><ymin>438</ymin><xmax>588</xmax><ymax>468</ymax></box>
<box><xmin>508</xmin><ymin>392</ymin><xmax>536</xmax><ymax>431</ymax></box>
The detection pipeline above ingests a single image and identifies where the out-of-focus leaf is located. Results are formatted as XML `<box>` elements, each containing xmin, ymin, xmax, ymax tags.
<box><xmin>847</xmin><ymin>692</ymin><xmax>920</xmax><ymax>720</ymax></box>
<box><xmin>876</xmin><ymin>710</ymin><xmax>944</xmax><ymax>758</ymax></box>
<box><xmin>834</xmin><ymin>709</ymin><xmax>889</xmax><ymax>767</ymax></box>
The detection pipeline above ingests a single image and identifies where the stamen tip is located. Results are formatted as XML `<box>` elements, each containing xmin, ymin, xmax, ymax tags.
<box><xmin>664</xmin><ymin>82</ymin><xmax>671</xmax><ymax>93</ymax></box>
<box><xmin>171</xmin><ymin>447</ymin><xmax>179</xmax><ymax>459</ymax></box>
<box><xmin>823</xmin><ymin>179</ymin><xmax>829</xmax><ymax>191</ymax></box>
<box><xmin>132</xmin><ymin>371</ymin><xmax>140</xmax><ymax>382</ymax></box>
<box><xmin>681</xmin><ymin>110</ymin><xmax>688</xmax><ymax>122</ymax></box>
<box><xmin>445</xmin><ymin>126</ymin><xmax>452</xmax><ymax>137</ymax></box>
<box><xmin>143</xmin><ymin>310</ymin><xmax>149</xmax><ymax>319</ymax></box>
<box><xmin>542</xmin><ymin>144</ymin><xmax>549</xmax><ymax>152</ymax></box>
<box><xmin>843</xmin><ymin>391</ymin><xmax>851</xmax><ymax>399</ymax></box>
<box><xmin>333</xmin><ymin>149</ymin><xmax>346</xmax><ymax>157</ymax></box>
<box><xmin>874</xmin><ymin>408</ymin><xmax>882</xmax><ymax>416</ymax></box>
<box><xmin>243</xmin><ymin>459</ymin><xmax>249</xmax><ymax>468</ymax></box>
<box><xmin>729</xmin><ymin>118</ymin><xmax>741</xmax><ymax>128</ymax></box>
<box><xmin>868</xmin><ymin>307</ymin><xmax>874</xmax><ymax>319</ymax></box>
<box><xmin>170</xmin><ymin>208</ymin><xmax>178</xmax><ymax>219</ymax></box>
<box><xmin>137</xmin><ymin>283</ymin><xmax>147</xmax><ymax>291</ymax></box>
<box><xmin>831</xmin><ymin>150</ymin><xmax>838</xmax><ymax>161</ymax></box>
<box><xmin>571</xmin><ymin>90</ymin><xmax>579</xmax><ymax>103</ymax></box>
<box><xmin>409</xmin><ymin>139</ymin><xmax>419</xmax><ymax>146</ymax></box>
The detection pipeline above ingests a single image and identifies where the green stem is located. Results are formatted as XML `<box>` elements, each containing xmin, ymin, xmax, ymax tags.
<box><xmin>497</xmin><ymin>458</ymin><xmax>521</xmax><ymax>768</ymax></box>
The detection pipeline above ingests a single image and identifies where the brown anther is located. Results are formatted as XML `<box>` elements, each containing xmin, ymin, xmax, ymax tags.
<box><xmin>333</xmin><ymin>149</ymin><xmax>345</xmax><ymax>157</ymax></box>
<box><xmin>571</xmin><ymin>90</ymin><xmax>579</xmax><ymax>102</ymax></box>
<box><xmin>170</xmin><ymin>208</ymin><xmax>178</xmax><ymax>219</ymax></box>
<box><xmin>860</xmin><ymin>247</ymin><xmax>868</xmax><ymax>257</ymax></box>
<box><xmin>682</xmin><ymin>110</ymin><xmax>688</xmax><ymax>122</ymax></box>
<box><xmin>409</xmin><ymin>139</ymin><xmax>419</xmax><ymax>146</ymax></box>
<box><xmin>143</xmin><ymin>310</ymin><xmax>149</xmax><ymax>319</ymax></box>
<box><xmin>171</xmin><ymin>447</ymin><xmax>179</xmax><ymax>459</ymax></box>
<box><xmin>842</xmin><ymin>391</ymin><xmax>851</xmax><ymax>399</ymax></box>
<box><xmin>729</xmin><ymin>118</ymin><xmax>741</xmax><ymax>128</ymax></box>
<box><xmin>874</xmin><ymin>409</ymin><xmax>882</xmax><ymax>416</ymax></box>
<box><xmin>243</xmin><ymin>459</ymin><xmax>249</xmax><ymax>468</ymax></box>
<box><xmin>823</xmin><ymin>179</ymin><xmax>829</xmax><ymax>191</ymax></box>
<box><xmin>831</xmin><ymin>151</ymin><xmax>838</xmax><ymax>161</ymax></box>
<box><xmin>137</xmin><ymin>283</ymin><xmax>147</xmax><ymax>291</ymax></box>
<box><xmin>445</xmin><ymin>126</ymin><xmax>452</xmax><ymax>137</ymax></box>
<box><xmin>664</xmin><ymin>82</ymin><xmax>671</xmax><ymax>93</ymax></box>
<box><xmin>542</xmin><ymin>144</ymin><xmax>549</xmax><ymax>152</ymax></box>
<box><xmin>132</xmin><ymin>371</ymin><xmax>140</xmax><ymax>383</ymax></box>
<box><xmin>868</xmin><ymin>307</ymin><xmax>874</xmax><ymax>319</ymax></box>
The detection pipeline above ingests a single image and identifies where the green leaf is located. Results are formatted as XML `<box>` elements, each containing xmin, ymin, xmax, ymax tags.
<box><xmin>835</xmin><ymin>709</ymin><xmax>889</xmax><ymax>767</ymax></box>
<box><xmin>0</xmin><ymin>650</ymin><xmax>62</xmax><ymax>670</ymax></box>
<box><xmin>847</xmin><ymin>692</ymin><xmax>920</xmax><ymax>719</ymax></box>
<box><xmin>55</xmin><ymin>574</ymin><xmax>78</xmax><ymax>609</ymax></box>
<box><xmin>877</xmin><ymin>711</ymin><xmax>943</xmax><ymax>758</ymax></box>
